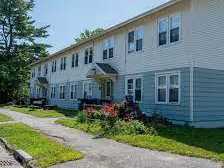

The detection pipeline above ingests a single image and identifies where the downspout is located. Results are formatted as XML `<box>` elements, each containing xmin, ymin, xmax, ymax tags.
<box><xmin>190</xmin><ymin>63</ymin><xmax>194</xmax><ymax>123</ymax></box>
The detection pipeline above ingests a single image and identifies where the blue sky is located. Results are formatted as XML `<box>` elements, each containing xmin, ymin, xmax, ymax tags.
<box><xmin>32</xmin><ymin>0</ymin><xmax>169</xmax><ymax>54</ymax></box>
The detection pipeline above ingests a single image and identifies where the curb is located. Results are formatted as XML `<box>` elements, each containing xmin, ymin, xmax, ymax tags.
<box><xmin>0</xmin><ymin>138</ymin><xmax>36</xmax><ymax>168</ymax></box>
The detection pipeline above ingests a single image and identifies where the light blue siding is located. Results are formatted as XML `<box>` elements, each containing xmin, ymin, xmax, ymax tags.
<box><xmin>193</xmin><ymin>68</ymin><xmax>224</xmax><ymax>127</ymax></box>
<box><xmin>47</xmin><ymin>68</ymin><xmax>191</xmax><ymax>123</ymax></box>
<box><xmin>140</xmin><ymin>67</ymin><xmax>191</xmax><ymax>122</ymax></box>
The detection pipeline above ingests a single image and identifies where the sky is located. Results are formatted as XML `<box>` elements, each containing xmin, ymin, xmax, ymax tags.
<box><xmin>32</xmin><ymin>0</ymin><xmax>169</xmax><ymax>54</ymax></box>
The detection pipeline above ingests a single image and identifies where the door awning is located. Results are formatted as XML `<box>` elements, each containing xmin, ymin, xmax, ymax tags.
<box><xmin>87</xmin><ymin>63</ymin><xmax>118</xmax><ymax>79</ymax></box>
<box><xmin>36</xmin><ymin>77</ymin><xmax>48</xmax><ymax>86</ymax></box>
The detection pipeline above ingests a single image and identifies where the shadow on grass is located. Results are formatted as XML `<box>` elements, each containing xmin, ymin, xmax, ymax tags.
<box><xmin>52</xmin><ymin>107</ymin><xmax>80</xmax><ymax>117</ymax></box>
<box><xmin>156</xmin><ymin>125</ymin><xmax>224</xmax><ymax>155</ymax></box>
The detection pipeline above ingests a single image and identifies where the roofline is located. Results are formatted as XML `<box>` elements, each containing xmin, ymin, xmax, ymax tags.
<box><xmin>32</xmin><ymin>0</ymin><xmax>182</xmax><ymax>66</ymax></box>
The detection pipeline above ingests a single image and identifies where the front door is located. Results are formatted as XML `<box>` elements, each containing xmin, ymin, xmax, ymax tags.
<box><xmin>101</xmin><ymin>80</ymin><xmax>113</xmax><ymax>100</ymax></box>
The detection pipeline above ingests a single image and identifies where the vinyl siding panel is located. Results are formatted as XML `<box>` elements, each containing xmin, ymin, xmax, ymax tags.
<box><xmin>194</xmin><ymin>68</ymin><xmax>224</xmax><ymax>125</ymax></box>
<box><xmin>141</xmin><ymin>67</ymin><xmax>190</xmax><ymax>122</ymax></box>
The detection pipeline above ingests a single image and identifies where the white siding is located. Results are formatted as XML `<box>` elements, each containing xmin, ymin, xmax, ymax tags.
<box><xmin>191</xmin><ymin>0</ymin><xmax>224</xmax><ymax>70</ymax></box>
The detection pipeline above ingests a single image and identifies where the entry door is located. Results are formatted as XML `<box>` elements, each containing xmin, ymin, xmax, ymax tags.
<box><xmin>101</xmin><ymin>80</ymin><xmax>113</xmax><ymax>100</ymax></box>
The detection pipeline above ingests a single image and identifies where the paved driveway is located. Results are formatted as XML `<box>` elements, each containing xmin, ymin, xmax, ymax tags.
<box><xmin>0</xmin><ymin>108</ymin><xmax>222</xmax><ymax>168</ymax></box>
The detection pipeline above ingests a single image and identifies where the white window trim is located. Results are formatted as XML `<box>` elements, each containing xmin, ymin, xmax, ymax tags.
<box><xmin>127</xmin><ymin>26</ymin><xmax>144</xmax><ymax>53</ymax></box>
<box><xmin>125</xmin><ymin>75</ymin><xmax>143</xmax><ymax>103</ymax></box>
<box><xmin>103</xmin><ymin>37</ymin><xmax>115</xmax><ymax>60</ymax></box>
<box><xmin>155</xmin><ymin>71</ymin><xmax>181</xmax><ymax>105</ymax></box>
<box><xmin>70</xmin><ymin>83</ymin><xmax>78</xmax><ymax>100</ymax></box>
<box><xmin>157</xmin><ymin>13</ymin><xmax>182</xmax><ymax>47</ymax></box>
<box><xmin>59</xmin><ymin>85</ymin><xmax>66</xmax><ymax>99</ymax></box>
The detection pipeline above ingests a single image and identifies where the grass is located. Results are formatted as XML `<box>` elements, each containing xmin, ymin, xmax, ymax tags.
<box><xmin>0</xmin><ymin>113</ymin><xmax>13</xmax><ymax>122</ymax></box>
<box><xmin>3</xmin><ymin>105</ymin><xmax>78</xmax><ymax>118</ymax></box>
<box><xmin>0</xmin><ymin>123</ymin><xmax>83</xmax><ymax>168</ymax></box>
<box><xmin>56</xmin><ymin>117</ymin><xmax>224</xmax><ymax>162</ymax></box>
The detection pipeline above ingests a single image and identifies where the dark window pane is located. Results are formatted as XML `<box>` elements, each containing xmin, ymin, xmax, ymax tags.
<box><xmin>64</xmin><ymin>58</ymin><xmax>66</xmax><ymax>70</ymax></box>
<box><xmin>136</xmin><ymin>39</ymin><xmax>142</xmax><ymax>51</ymax></box>
<box><xmin>170</xmin><ymin>27</ymin><xmax>179</xmax><ymax>43</ymax></box>
<box><xmin>103</xmin><ymin>50</ymin><xmax>107</xmax><ymax>59</ymax></box>
<box><xmin>158</xmin><ymin>89</ymin><xmax>166</xmax><ymax>102</ymax></box>
<box><xmin>84</xmin><ymin>56</ymin><xmax>88</xmax><ymax>64</ymax></box>
<box><xmin>159</xmin><ymin>32</ymin><xmax>167</xmax><ymax>46</ymax></box>
<box><xmin>135</xmin><ymin>90</ymin><xmax>141</xmax><ymax>102</ymax></box>
<box><xmin>72</xmin><ymin>55</ymin><xmax>75</xmax><ymax>67</ymax></box>
<box><xmin>75</xmin><ymin>54</ymin><xmax>79</xmax><ymax>67</ymax></box>
<box><xmin>89</xmin><ymin>55</ymin><xmax>93</xmax><ymax>63</ymax></box>
<box><xmin>109</xmin><ymin>48</ymin><xmax>114</xmax><ymax>58</ymax></box>
<box><xmin>128</xmin><ymin>31</ymin><xmax>135</xmax><ymax>43</ymax></box>
<box><xmin>169</xmin><ymin>88</ymin><xmax>179</xmax><ymax>103</ymax></box>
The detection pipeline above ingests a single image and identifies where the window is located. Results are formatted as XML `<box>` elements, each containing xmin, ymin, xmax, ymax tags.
<box><xmin>103</xmin><ymin>49</ymin><xmax>107</xmax><ymax>60</ymax></box>
<box><xmin>136</xmin><ymin>28</ymin><xmax>143</xmax><ymax>51</ymax></box>
<box><xmin>70</xmin><ymin>84</ymin><xmax>77</xmax><ymax>99</ymax></box>
<box><xmin>156</xmin><ymin>72</ymin><xmax>180</xmax><ymax>104</ymax></box>
<box><xmin>75</xmin><ymin>53</ymin><xmax>79</xmax><ymax>67</ymax></box>
<box><xmin>135</xmin><ymin>78</ymin><xmax>142</xmax><ymax>102</ymax></box>
<box><xmin>37</xmin><ymin>66</ymin><xmax>41</xmax><ymax>76</ymax></box>
<box><xmin>71</xmin><ymin>54</ymin><xmax>75</xmax><ymax>68</ymax></box>
<box><xmin>59</xmin><ymin>85</ymin><xmax>66</xmax><ymax>99</ymax></box>
<box><xmin>159</xmin><ymin>18</ymin><xmax>168</xmax><ymax>46</ymax></box>
<box><xmin>52</xmin><ymin>60</ymin><xmax>57</xmax><ymax>72</ymax></box>
<box><xmin>170</xmin><ymin>15</ymin><xmax>181</xmax><ymax>43</ymax></box>
<box><xmin>84</xmin><ymin>50</ymin><xmax>88</xmax><ymax>64</ymax></box>
<box><xmin>128</xmin><ymin>28</ymin><xmax>143</xmax><ymax>53</ymax></box>
<box><xmin>128</xmin><ymin>31</ymin><xmax>135</xmax><ymax>52</ymax></box>
<box><xmin>158</xmin><ymin>14</ymin><xmax>181</xmax><ymax>46</ymax></box>
<box><xmin>44</xmin><ymin>64</ymin><xmax>48</xmax><ymax>76</ymax></box>
<box><xmin>51</xmin><ymin>87</ymin><xmax>56</xmax><ymax>99</ymax></box>
<box><xmin>169</xmin><ymin>74</ymin><xmax>179</xmax><ymax>103</ymax></box>
<box><xmin>83</xmin><ymin>82</ymin><xmax>93</xmax><ymax>99</ymax></box>
<box><xmin>60</xmin><ymin>57</ymin><xmax>66</xmax><ymax>70</ymax></box>
<box><xmin>89</xmin><ymin>48</ymin><xmax>93</xmax><ymax>63</ymax></box>
<box><xmin>126</xmin><ymin>77</ymin><xmax>143</xmax><ymax>102</ymax></box>
<box><xmin>84</xmin><ymin>48</ymin><xmax>93</xmax><ymax>64</ymax></box>
<box><xmin>103</xmin><ymin>38</ymin><xmax>114</xmax><ymax>59</ymax></box>
<box><xmin>157</xmin><ymin>76</ymin><xmax>167</xmax><ymax>102</ymax></box>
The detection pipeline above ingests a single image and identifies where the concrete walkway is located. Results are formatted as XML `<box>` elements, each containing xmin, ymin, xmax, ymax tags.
<box><xmin>0</xmin><ymin>108</ymin><xmax>222</xmax><ymax>168</ymax></box>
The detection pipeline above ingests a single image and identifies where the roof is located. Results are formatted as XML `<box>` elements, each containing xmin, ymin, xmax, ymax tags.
<box><xmin>96</xmin><ymin>63</ymin><xmax>118</xmax><ymax>74</ymax></box>
<box><xmin>32</xmin><ymin>0</ymin><xmax>182</xmax><ymax>66</ymax></box>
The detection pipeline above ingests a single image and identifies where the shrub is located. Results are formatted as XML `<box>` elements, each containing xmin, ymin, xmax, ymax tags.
<box><xmin>76</xmin><ymin>111</ymin><xmax>87</xmax><ymax>123</ymax></box>
<box><xmin>107</xmin><ymin>120</ymin><xmax>157</xmax><ymax>136</ymax></box>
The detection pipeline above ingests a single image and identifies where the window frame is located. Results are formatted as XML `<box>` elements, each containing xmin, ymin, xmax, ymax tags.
<box><xmin>103</xmin><ymin>37</ymin><xmax>114</xmax><ymax>60</ymax></box>
<box><xmin>59</xmin><ymin>85</ymin><xmax>66</xmax><ymax>99</ymax></box>
<box><xmin>155</xmin><ymin>71</ymin><xmax>181</xmax><ymax>105</ymax></box>
<box><xmin>70</xmin><ymin>84</ymin><xmax>77</xmax><ymax>100</ymax></box>
<box><xmin>75</xmin><ymin>53</ymin><xmax>79</xmax><ymax>67</ymax></box>
<box><xmin>157</xmin><ymin>13</ymin><xmax>181</xmax><ymax>47</ymax></box>
<box><xmin>125</xmin><ymin>76</ymin><xmax>143</xmax><ymax>103</ymax></box>
<box><xmin>128</xmin><ymin>27</ymin><xmax>144</xmax><ymax>53</ymax></box>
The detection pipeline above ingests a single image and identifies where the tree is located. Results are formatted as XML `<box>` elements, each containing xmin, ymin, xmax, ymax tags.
<box><xmin>75</xmin><ymin>28</ymin><xmax>104</xmax><ymax>43</ymax></box>
<box><xmin>0</xmin><ymin>0</ymin><xmax>49</xmax><ymax>103</ymax></box>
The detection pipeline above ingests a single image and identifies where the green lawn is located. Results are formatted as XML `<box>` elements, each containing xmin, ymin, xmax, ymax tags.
<box><xmin>56</xmin><ymin>118</ymin><xmax>224</xmax><ymax>162</ymax></box>
<box><xmin>4</xmin><ymin>105</ymin><xmax>78</xmax><ymax>118</ymax></box>
<box><xmin>0</xmin><ymin>123</ymin><xmax>83</xmax><ymax>168</ymax></box>
<box><xmin>0</xmin><ymin>113</ymin><xmax>13</xmax><ymax>122</ymax></box>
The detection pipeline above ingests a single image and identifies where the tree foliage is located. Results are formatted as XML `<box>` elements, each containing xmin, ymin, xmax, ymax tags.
<box><xmin>75</xmin><ymin>28</ymin><xmax>104</xmax><ymax>43</ymax></box>
<box><xmin>0</xmin><ymin>0</ymin><xmax>49</xmax><ymax>103</ymax></box>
